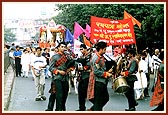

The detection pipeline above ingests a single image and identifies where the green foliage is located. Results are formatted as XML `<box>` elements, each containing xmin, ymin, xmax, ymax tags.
<box><xmin>52</xmin><ymin>3</ymin><xmax>164</xmax><ymax>51</ymax></box>
<box><xmin>4</xmin><ymin>27</ymin><xmax>16</xmax><ymax>43</ymax></box>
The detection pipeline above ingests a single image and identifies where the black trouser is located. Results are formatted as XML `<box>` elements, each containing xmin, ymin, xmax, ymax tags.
<box><xmin>54</xmin><ymin>79</ymin><xmax>69</xmax><ymax>111</ymax></box>
<box><xmin>125</xmin><ymin>81</ymin><xmax>137</xmax><ymax>109</ymax></box>
<box><xmin>144</xmin><ymin>73</ymin><xmax>150</xmax><ymax>96</ymax></box>
<box><xmin>47</xmin><ymin>93</ymin><xmax>56</xmax><ymax>110</ymax></box>
<box><xmin>93</xmin><ymin>81</ymin><xmax>109</xmax><ymax>111</ymax></box>
<box><xmin>15</xmin><ymin>58</ymin><xmax>21</xmax><ymax>76</ymax></box>
<box><xmin>78</xmin><ymin>77</ymin><xmax>89</xmax><ymax>110</ymax></box>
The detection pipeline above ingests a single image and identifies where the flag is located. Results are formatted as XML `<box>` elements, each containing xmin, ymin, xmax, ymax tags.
<box><xmin>83</xmin><ymin>34</ymin><xmax>92</xmax><ymax>47</ymax></box>
<box><xmin>124</xmin><ymin>10</ymin><xmax>141</xmax><ymax>29</ymax></box>
<box><xmin>73</xmin><ymin>22</ymin><xmax>85</xmax><ymax>39</ymax></box>
<box><xmin>91</xmin><ymin>16</ymin><xmax>136</xmax><ymax>45</ymax></box>
<box><xmin>85</xmin><ymin>23</ymin><xmax>91</xmax><ymax>38</ymax></box>
<box><xmin>65</xmin><ymin>28</ymin><xmax>74</xmax><ymax>44</ymax></box>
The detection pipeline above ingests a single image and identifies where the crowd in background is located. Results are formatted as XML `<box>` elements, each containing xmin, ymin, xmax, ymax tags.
<box><xmin>4</xmin><ymin>42</ymin><xmax>164</xmax><ymax>111</ymax></box>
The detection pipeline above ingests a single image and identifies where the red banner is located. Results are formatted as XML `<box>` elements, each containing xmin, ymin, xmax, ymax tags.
<box><xmin>91</xmin><ymin>16</ymin><xmax>136</xmax><ymax>46</ymax></box>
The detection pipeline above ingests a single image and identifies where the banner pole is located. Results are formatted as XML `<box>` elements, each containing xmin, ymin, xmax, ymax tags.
<box><xmin>134</xmin><ymin>43</ymin><xmax>138</xmax><ymax>55</ymax></box>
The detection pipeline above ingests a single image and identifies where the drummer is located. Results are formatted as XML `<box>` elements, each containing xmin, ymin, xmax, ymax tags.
<box><xmin>120</xmin><ymin>49</ymin><xmax>139</xmax><ymax>111</ymax></box>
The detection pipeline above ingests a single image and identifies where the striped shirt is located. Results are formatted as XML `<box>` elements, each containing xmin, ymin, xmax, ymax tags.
<box><xmin>151</xmin><ymin>54</ymin><xmax>161</xmax><ymax>69</ymax></box>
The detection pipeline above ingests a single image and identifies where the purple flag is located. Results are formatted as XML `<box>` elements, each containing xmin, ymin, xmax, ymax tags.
<box><xmin>85</xmin><ymin>24</ymin><xmax>91</xmax><ymax>38</ymax></box>
<box><xmin>65</xmin><ymin>28</ymin><xmax>74</xmax><ymax>44</ymax></box>
<box><xmin>73</xmin><ymin>22</ymin><xmax>85</xmax><ymax>39</ymax></box>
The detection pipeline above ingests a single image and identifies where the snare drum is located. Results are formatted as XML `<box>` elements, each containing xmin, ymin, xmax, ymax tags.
<box><xmin>113</xmin><ymin>76</ymin><xmax>130</xmax><ymax>93</ymax></box>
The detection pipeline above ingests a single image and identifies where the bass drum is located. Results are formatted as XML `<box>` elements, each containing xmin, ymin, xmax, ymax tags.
<box><xmin>113</xmin><ymin>76</ymin><xmax>130</xmax><ymax>93</ymax></box>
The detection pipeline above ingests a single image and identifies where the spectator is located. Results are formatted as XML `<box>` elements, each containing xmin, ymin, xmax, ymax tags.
<box><xmin>21</xmin><ymin>49</ymin><xmax>30</xmax><ymax>78</ymax></box>
<box><xmin>31</xmin><ymin>47</ymin><xmax>47</xmax><ymax>101</ymax></box>
<box><xmin>42</xmin><ymin>48</ymin><xmax>50</xmax><ymax>79</ymax></box>
<box><xmin>9</xmin><ymin>48</ymin><xmax>15</xmax><ymax>71</ymax></box>
<box><xmin>13</xmin><ymin>45</ymin><xmax>22</xmax><ymax>77</ymax></box>
<box><xmin>10</xmin><ymin>43</ymin><xmax>16</xmax><ymax>51</ymax></box>
<box><xmin>151</xmin><ymin>49</ymin><xmax>161</xmax><ymax>91</ymax></box>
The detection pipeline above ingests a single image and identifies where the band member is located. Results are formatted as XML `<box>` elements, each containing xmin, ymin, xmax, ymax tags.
<box><xmin>45</xmin><ymin>44</ymin><xmax>75</xmax><ymax>111</ymax></box>
<box><xmin>48</xmin><ymin>42</ymin><xmax>70</xmax><ymax>111</ymax></box>
<box><xmin>76</xmin><ymin>44</ymin><xmax>91</xmax><ymax>111</ymax></box>
<box><xmin>121</xmin><ymin>49</ymin><xmax>138</xmax><ymax>111</ymax></box>
<box><xmin>66</xmin><ymin>43</ymin><xmax>77</xmax><ymax>93</ymax></box>
<box><xmin>150</xmin><ymin>51</ymin><xmax>164</xmax><ymax>111</ymax></box>
<box><xmin>87</xmin><ymin>41</ymin><xmax>112</xmax><ymax>111</ymax></box>
<box><xmin>67</xmin><ymin>43</ymin><xmax>76</xmax><ymax>58</ymax></box>
<box><xmin>31</xmin><ymin>47</ymin><xmax>47</xmax><ymax>101</ymax></box>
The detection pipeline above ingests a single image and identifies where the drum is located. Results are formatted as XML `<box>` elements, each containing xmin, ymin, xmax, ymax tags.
<box><xmin>113</xmin><ymin>76</ymin><xmax>130</xmax><ymax>93</ymax></box>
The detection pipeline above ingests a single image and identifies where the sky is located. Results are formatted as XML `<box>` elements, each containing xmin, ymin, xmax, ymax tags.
<box><xmin>3</xmin><ymin>2</ymin><xmax>57</xmax><ymax>19</ymax></box>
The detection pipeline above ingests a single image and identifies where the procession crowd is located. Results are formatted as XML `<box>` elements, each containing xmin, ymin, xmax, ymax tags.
<box><xmin>7</xmin><ymin>41</ymin><xmax>164</xmax><ymax>111</ymax></box>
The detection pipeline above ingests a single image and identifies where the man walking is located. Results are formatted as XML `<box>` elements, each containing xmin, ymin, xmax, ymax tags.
<box><xmin>48</xmin><ymin>42</ymin><xmax>70</xmax><ymax>111</ymax></box>
<box><xmin>31</xmin><ymin>47</ymin><xmax>47</xmax><ymax>101</ymax></box>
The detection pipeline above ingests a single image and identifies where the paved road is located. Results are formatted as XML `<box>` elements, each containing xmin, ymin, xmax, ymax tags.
<box><xmin>7</xmin><ymin>72</ymin><xmax>157</xmax><ymax>112</ymax></box>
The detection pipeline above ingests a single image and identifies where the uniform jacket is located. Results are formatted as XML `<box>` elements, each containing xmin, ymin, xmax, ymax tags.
<box><xmin>49</xmin><ymin>52</ymin><xmax>69</xmax><ymax>81</ymax></box>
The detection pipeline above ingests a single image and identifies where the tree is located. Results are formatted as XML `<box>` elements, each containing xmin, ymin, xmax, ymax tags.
<box><xmin>4</xmin><ymin>27</ymin><xmax>16</xmax><ymax>43</ymax></box>
<box><xmin>52</xmin><ymin>4</ymin><xmax>164</xmax><ymax>51</ymax></box>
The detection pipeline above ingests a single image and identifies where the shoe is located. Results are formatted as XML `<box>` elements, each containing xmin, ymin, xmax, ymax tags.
<box><xmin>35</xmin><ymin>97</ymin><xmax>42</xmax><ymax>101</ymax></box>
<box><xmin>87</xmin><ymin>108</ymin><xmax>93</xmax><ymax>111</ymax></box>
<box><xmin>41</xmin><ymin>95</ymin><xmax>46</xmax><ymax>100</ymax></box>
<box><xmin>125</xmin><ymin>108</ymin><xmax>136</xmax><ymax>111</ymax></box>
<box><xmin>136</xmin><ymin>95</ymin><xmax>143</xmax><ymax>100</ymax></box>
<box><xmin>45</xmin><ymin>109</ymin><xmax>52</xmax><ymax>111</ymax></box>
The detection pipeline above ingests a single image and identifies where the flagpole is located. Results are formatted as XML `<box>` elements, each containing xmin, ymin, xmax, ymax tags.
<box><xmin>134</xmin><ymin>43</ymin><xmax>138</xmax><ymax>55</ymax></box>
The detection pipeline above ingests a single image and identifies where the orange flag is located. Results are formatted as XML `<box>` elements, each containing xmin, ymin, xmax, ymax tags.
<box><xmin>124</xmin><ymin>10</ymin><xmax>141</xmax><ymax>29</ymax></box>
<box><xmin>83</xmin><ymin>34</ymin><xmax>92</xmax><ymax>47</ymax></box>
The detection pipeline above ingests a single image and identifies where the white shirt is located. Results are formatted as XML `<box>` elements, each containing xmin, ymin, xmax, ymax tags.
<box><xmin>139</xmin><ymin>59</ymin><xmax>148</xmax><ymax>73</ymax></box>
<box><xmin>21</xmin><ymin>53</ymin><xmax>31</xmax><ymax>65</ymax></box>
<box><xmin>31</xmin><ymin>55</ymin><xmax>47</xmax><ymax>70</ymax></box>
<box><xmin>30</xmin><ymin>53</ymin><xmax>36</xmax><ymax>66</ymax></box>
<box><xmin>145</xmin><ymin>53</ymin><xmax>152</xmax><ymax>68</ymax></box>
<box><xmin>9</xmin><ymin>51</ymin><xmax>14</xmax><ymax>58</ymax></box>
